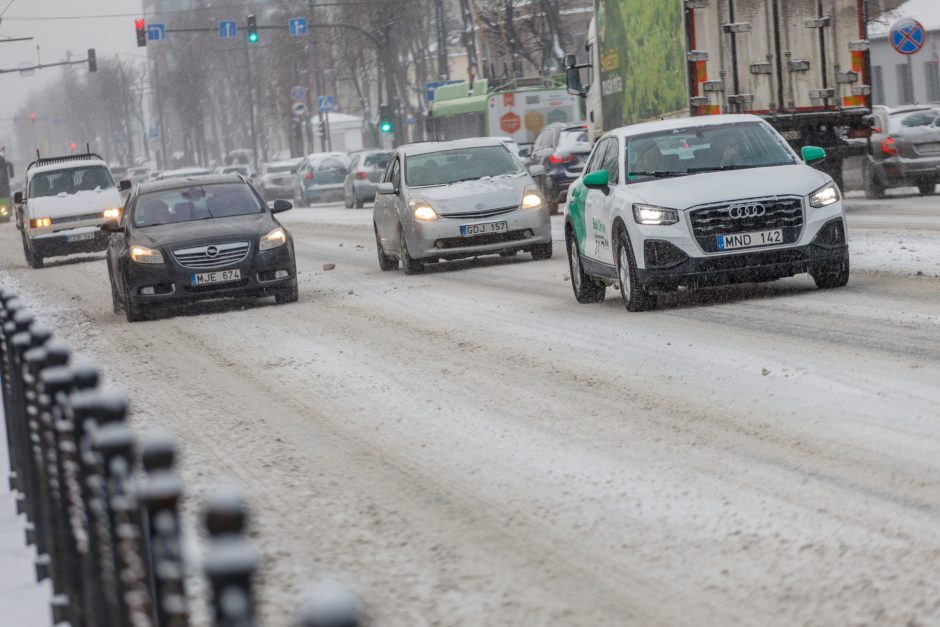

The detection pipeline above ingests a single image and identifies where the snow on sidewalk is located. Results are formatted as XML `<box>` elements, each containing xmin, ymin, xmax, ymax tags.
<box><xmin>0</xmin><ymin>411</ymin><xmax>53</xmax><ymax>625</ymax></box>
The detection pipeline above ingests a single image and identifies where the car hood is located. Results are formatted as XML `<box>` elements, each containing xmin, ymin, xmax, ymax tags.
<box><xmin>412</xmin><ymin>175</ymin><xmax>531</xmax><ymax>215</ymax></box>
<box><xmin>132</xmin><ymin>214</ymin><xmax>274</xmax><ymax>248</ymax></box>
<box><xmin>27</xmin><ymin>188</ymin><xmax>123</xmax><ymax>218</ymax></box>
<box><xmin>628</xmin><ymin>164</ymin><xmax>830</xmax><ymax>210</ymax></box>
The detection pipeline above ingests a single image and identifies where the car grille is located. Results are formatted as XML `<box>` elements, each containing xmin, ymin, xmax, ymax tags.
<box><xmin>439</xmin><ymin>205</ymin><xmax>518</xmax><ymax>220</ymax></box>
<box><xmin>435</xmin><ymin>229</ymin><xmax>529</xmax><ymax>249</ymax></box>
<box><xmin>689</xmin><ymin>197</ymin><xmax>804</xmax><ymax>253</ymax></box>
<box><xmin>173</xmin><ymin>241</ymin><xmax>250</xmax><ymax>269</ymax></box>
<box><xmin>52</xmin><ymin>212</ymin><xmax>103</xmax><ymax>225</ymax></box>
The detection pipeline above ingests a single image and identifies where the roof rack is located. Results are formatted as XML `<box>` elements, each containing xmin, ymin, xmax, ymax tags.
<box><xmin>27</xmin><ymin>144</ymin><xmax>104</xmax><ymax>172</ymax></box>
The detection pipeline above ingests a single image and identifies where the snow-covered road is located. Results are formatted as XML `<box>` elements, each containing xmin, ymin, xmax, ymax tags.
<box><xmin>1</xmin><ymin>194</ymin><xmax>939</xmax><ymax>625</ymax></box>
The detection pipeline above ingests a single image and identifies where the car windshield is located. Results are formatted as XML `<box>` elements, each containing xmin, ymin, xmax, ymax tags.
<box><xmin>363</xmin><ymin>153</ymin><xmax>392</xmax><ymax>169</ymax></box>
<box><xmin>133</xmin><ymin>183</ymin><xmax>263</xmax><ymax>227</ymax></box>
<box><xmin>625</xmin><ymin>122</ymin><xmax>797</xmax><ymax>182</ymax></box>
<box><xmin>558</xmin><ymin>127</ymin><xmax>590</xmax><ymax>152</ymax></box>
<box><xmin>893</xmin><ymin>109</ymin><xmax>938</xmax><ymax>130</ymax></box>
<box><xmin>29</xmin><ymin>165</ymin><xmax>115</xmax><ymax>198</ymax></box>
<box><xmin>405</xmin><ymin>145</ymin><xmax>522</xmax><ymax>187</ymax></box>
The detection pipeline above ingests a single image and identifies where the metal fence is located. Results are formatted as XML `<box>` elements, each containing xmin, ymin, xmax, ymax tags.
<box><xmin>0</xmin><ymin>287</ymin><xmax>364</xmax><ymax>627</ymax></box>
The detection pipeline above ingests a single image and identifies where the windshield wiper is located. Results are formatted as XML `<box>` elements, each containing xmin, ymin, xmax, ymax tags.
<box><xmin>627</xmin><ymin>170</ymin><xmax>690</xmax><ymax>178</ymax></box>
<box><xmin>685</xmin><ymin>164</ymin><xmax>769</xmax><ymax>173</ymax></box>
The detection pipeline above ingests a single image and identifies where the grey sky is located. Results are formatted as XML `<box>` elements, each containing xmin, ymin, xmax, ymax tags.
<box><xmin>0</xmin><ymin>0</ymin><xmax>143</xmax><ymax>123</ymax></box>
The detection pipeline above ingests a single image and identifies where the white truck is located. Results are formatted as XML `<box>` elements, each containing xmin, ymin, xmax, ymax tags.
<box><xmin>14</xmin><ymin>152</ymin><xmax>128</xmax><ymax>268</ymax></box>
<box><xmin>566</xmin><ymin>0</ymin><xmax>874</xmax><ymax>189</ymax></box>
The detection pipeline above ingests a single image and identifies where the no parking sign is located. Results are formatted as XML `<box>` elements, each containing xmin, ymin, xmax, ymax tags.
<box><xmin>890</xmin><ymin>18</ymin><xmax>926</xmax><ymax>55</ymax></box>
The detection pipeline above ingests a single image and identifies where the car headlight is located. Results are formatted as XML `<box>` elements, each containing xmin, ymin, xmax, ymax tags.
<box><xmin>809</xmin><ymin>182</ymin><xmax>840</xmax><ymax>208</ymax></box>
<box><xmin>409</xmin><ymin>198</ymin><xmax>438</xmax><ymax>221</ymax></box>
<box><xmin>633</xmin><ymin>204</ymin><xmax>679</xmax><ymax>225</ymax></box>
<box><xmin>521</xmin><ymin>186</ymin><xmax>543</xmax><ymax>209</ymax></box>
<box><xmin>29</xmin><ymin>217</ymin><xmax>52</xmax><ymax>228</ymax></box>
<box><xmin>130</xmin><ymin>245</ymin><xmax>165</xmax><ymax>264</ymax></box>
<box><xmin>0</xmin><ymin>206</ymin><xmax>8</xmax><ymax>215</ymax></box>
<box><xmin>260</xmin><ymin>227</ymin><xmax>287</xmax><ymax>251</ymax></box>
<box><xmin>103</xmin><ymin>207</ymin><xmax>122</xmax><ymax>219</ymax></box>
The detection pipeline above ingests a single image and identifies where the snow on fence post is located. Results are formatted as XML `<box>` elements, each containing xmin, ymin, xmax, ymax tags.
<box><xmin>203</xmin><ymin>486</ymin><xmax>260</xmax><ymax>627</ymax></box>
<box><xmin>139</xmin><ymin>431</ymin><xmax>190</xmax><ymax>627</ymax></box>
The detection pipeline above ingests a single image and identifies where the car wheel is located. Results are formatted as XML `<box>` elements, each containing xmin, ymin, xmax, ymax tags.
<box><xmin>24</xmin><ymin>237</ymin><xmax>43</xmax><ymax>269</ymax></box>
<box><xmin>375</xmin><ymin>225</ymin><xmax>398</xmax><ymax>271</ymax></box>
<box><xmin>398</xmin><ymin>224</ymin><xmax>423</xmax><ymax>275</ymax></box>
<box><xmin>275</xmin><ymin>285</ymin><xmax>299</xmax><ymax>304</ymax></box>
<box><xmin>108</xmin><ymin>267</ymin><xmax>123</xmax><ymax>314</ymax></box>
<box><xmin>917</xmin><ymin>181</ymin><xmax>936</xmax><ymax>196</ymax></box>
<box><xmin>566</xmin><ymin>227</ymin><xmax>605</xmax><ymax>304</ymax></box>
<box><xmin>810</xmin><ymin>255</ymin><xmax>850</xmax><ymax>290</ymax></box>
<box><xmin>863</xmin><ymin>160</ymin><xmax>886</xmax><ymax>199</ymax></box>
<box><xmin>530</xmin><ymin>242</ymin><xmax>553</xmax><ymax>260</ymax></box>
<box><xmin>615</xmin><ymin>228</ymin><xmax>656</xmax><ymax>312</ymax></box>
<box><xmin>124</xmin><ymin>285</ymin><xmax>146</xmax><ymax>323</ymax></box>
<box><xmin>343</xmin><ymin>191</ymin><xmax>354</xmax><ymax>209</ymax></box>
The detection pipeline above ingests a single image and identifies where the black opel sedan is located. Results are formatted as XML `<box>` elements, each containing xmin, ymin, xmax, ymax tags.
<box><xmin>104</xmin><ymin>174</ymin><xmax>298</xmax><ymax>322</ymax></box>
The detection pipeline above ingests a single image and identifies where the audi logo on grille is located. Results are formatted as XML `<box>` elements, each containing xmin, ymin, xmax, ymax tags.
<box><xmin>205</xmin><ymin>246</ymin><xmax>219</xmax><ymax>257</ymax></box>
<box><xmin>727</xmin><ymin>203</ymin><xmax>767</xmax><ymax>219</ymax></box>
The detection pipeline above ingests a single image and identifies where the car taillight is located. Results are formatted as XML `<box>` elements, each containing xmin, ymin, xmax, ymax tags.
<box><xmin>882</xmin><ymin>137</ymin><xmax>897</xmax><ymax>156</ymax></box>
<box><xmin>355</xmin><ymin>171</ymin><xmax>368</xmax><ymax>180</ymax></box>
<box><xmin>305</xmin><ymin>171</ymin><xmax>314</xmax><ymax>181</ymax></box>
<box><xmin>549</xmin><ymin>154</ymin><xmax>576</xmax><ymax>165</ymax></box>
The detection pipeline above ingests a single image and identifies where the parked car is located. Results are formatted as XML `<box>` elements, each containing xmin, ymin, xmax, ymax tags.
<box><xmin>564</xmin><ymin>114</ymin><xmax>849</xmax><ymax>311</ymax></box>
<box><xmin>225</xmin><ymin>148</ymin><xmax>253</xmax><ymax>166</ymax></box>
<box><xmin>215</xmin><ymin>164</ymin><xmax>256</xmax><ymax>180</ymax></box>
<box><xmin>15</xmin><ymin>152</ymin><xmax>128</xmax><ymax>268</ymax></box>
<box><xmin>863</xmin><ymin>105</ymin><xmax>940</xmax><ymax>198</ymax></box>
<box><xmin>293</xmin><ymin>152</ymin><xmax>349</xmax><ymax>206</ymax></box>
<box><xmin>527</xmin><ymin>122</ymin><xmax>592</xmax><ymax>214</ymax></box>
<box><xmin>155</xmin><ymin>167</ymin><xmax>213</xmax><ymax>180</ymax></box>
<box><xmin>127</xmin><ymin>167</ymin><xmax>152</xmax><ymax>184</ymax></box>
<box><xmin>269</xmin><ymin>149</ymin><xmax>292</xmax><ymax>162</ymax></box>
<box><xmin>373</xmin><ymin>137</ymin><xmax>552</xmax><ymax>274</ymax></box>
<box><xmin>258</xmin><ymin>159</ymin><xmax>301</xmax><ymax>201</ymax></box>
<box><xmin>343</xmin><ymin>150</ymin><xmax>392</xmax><ymax>208</ymax></box>
<box><xmin>103</xmin><ymin>174</ymin><xmax>298</xmax><ymax>321</ymax></box>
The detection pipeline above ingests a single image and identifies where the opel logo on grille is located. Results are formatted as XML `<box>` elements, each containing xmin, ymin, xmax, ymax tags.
<box><xmin>727</xmin><ymin>203</ymin><xmax>767</xmax><ymax>219</ymax></box>
<box><xmin>206</xmin><ymin>245</ymin><xmax>220</xmax><ymax>257</ymax></box>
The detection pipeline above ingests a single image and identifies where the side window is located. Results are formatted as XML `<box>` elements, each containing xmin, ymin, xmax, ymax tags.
<box><xmin>382</xmin><ymin>157</ymin><xmax>395</xmax><ymax>183</ymax></box>
<box><xmin>390</xmin><ymin>158</ymin><xmax>401</xmax><ymax>189</ymax></box>
<box><xmin>585</xmin><ymin>138</ymin><xmax>610</xmax><ymax>174</ymax></box>
<box><xmin>602</xmin><ymin>137</ymin><xmax>620</xmax><ymax>184</ymax></box>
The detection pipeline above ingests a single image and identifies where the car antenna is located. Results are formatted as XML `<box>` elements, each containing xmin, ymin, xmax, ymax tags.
<box><xmin>36</xmin><ymin>149</ymin><xmax>40</xmax><ymax>159</ymax></box>
<box><xmin>86</xmin><ymin>143</ymin><xmax>91</xmax><ymax>155</ymax></box>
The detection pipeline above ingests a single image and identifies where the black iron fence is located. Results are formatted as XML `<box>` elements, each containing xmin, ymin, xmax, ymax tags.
<box><xmin>0</xmin><ymin>287</ymin><xmax>364</xmax><ymax>627</ymax></box>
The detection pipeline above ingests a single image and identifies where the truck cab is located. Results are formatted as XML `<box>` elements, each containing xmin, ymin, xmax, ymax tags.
<box><xmin>15</xmin><ymin>153</ymin><xmax>128</xmax><ymax>269</ymax></box>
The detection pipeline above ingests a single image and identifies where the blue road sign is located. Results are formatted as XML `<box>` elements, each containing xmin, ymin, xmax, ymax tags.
<box><xmin>147</xmin><ymin>24</ymin><xmax>166</xmax><ymax>42</ymax></box>
<box><xmin>289</xmin><ymin>17</ymin><xmax>308</xmax><ymax>37</ymax></box>
<box><xmin>890</xmin><ymin>18</ymin><xmax>926</xmax><ymax>55</ymax></box>
<box><xmin>318</xmin><ymin>95</ymin><xmax>335</xmax><ymax>112</ymax></box>
<box><xmin>425</xmin><ymin>80</ymin><xmax>463</xmax><ymax>103</ymax></box>
<box><xmin>291</xmin><ymin>86</ymin><xmax>306</xmax><ymax>101</ymax></box>
<box><xmin>149</xmin><ymin>126</ymin><xmax>160</xmax><ymax>140</ymax></box>
<box><xmin>219</xmin><ymin>20</ymin><xmax>238</xmax><ymax>40</ymax></box>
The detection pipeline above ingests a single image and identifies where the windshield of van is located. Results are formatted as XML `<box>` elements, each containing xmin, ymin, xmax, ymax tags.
<box><xmin>405</xmin><ymin>145</ymin><xmax>522</xmax><ymax>187</ymax></box>
<box><xmin>28</xmin><ymin>165</ymin><xmax>115</xmax><ymax>198</ymax></box>
<box><xmin>133</xmin><ymin>183</ymin><xmax>263</xmax><ymax>227</ymax></box>
<box><xmin>626</xmin><ymin>122</ymin><xmax>797</xmax><ymax>182</ymax></box>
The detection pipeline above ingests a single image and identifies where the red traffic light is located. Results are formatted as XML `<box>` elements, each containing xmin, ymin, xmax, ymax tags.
<box><xmin>30</xmin><ymin>112</ymin><xmax>36</xmax><ymax>122</ymax></box>
<box><xmin>69</xmin><ymin>142</ymin><xmax>78</xmax><ymax>151</ymax></box>
<box><xmin>136</xmin><ymin>18</ymin><xmax>147</xmax><ymax>47</ymax></box>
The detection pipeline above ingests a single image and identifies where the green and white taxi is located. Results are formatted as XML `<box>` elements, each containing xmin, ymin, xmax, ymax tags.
<box><xmin>565</xmin><ymin>114</ymin><xmax>849</xmax><ymax>311</ymax></box>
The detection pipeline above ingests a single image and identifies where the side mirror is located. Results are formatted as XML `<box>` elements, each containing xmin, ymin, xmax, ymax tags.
<box><xmin>583</xmin><ymin>169</ymin><xmax>610</xmax><ymax>189</ymax></box>
<box><xmin>100</xmin><ymin>220</ymin><xmax>122</xmax><ymax>233</ymax></box>
<box><xmin>528</xmin><ymin>164</ymin><xmax>546</xmax><ymax>177</ymax></box>
<box><xmin>563</xmin><ymin>53</ymin><xmax>577</xmax><ymax>69</ymax></box>
<box><xmin>377</xmin><ymin>182</ymin><xmax>396</xmax><ymax>195</ymax></box>
<box><xmin>802</xmin><ymin>145</ymin><xmax>826</xmax><ymax>165</ymax></box>
<box><xmin>13</xmin><ymin>191</ymin><xmax>23</xmax><ymax>204</ymax></box>
<box><xmin>518</xmin><ymin>147</ymin><xmax>531</xmax><ymax>159</ymax></box>
<box><xmin>566</xmin><ymin>66</ymin><xmax>585</xmax><ymax>98</ymax></box>
<box><xmin>271</xmin><ymin>199</ymin><xmax>293</xmax><ymax>213</ymax></box>
<box><xmin>119</xmin><ymin>180</ymin><xmax>132</xmax><ymax>192</ymax></box>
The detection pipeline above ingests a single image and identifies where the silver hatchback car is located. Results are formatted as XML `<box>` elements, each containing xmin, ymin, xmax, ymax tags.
<box><xmin>373</xmin><ymin>138</ymin><xmax>552</xmax><ymax>274</ymax></box>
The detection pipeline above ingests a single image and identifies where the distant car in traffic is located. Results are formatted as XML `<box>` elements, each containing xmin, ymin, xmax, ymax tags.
<box><xmin>215</xmin><ymin>164</ymin><xmax>256</xmax><ymax>179</ymax></box>
<box><xmin>373</xmin><ymin>137</ymin><xmax>552</xmax><ymax>274</ymax></box>
<box><xmin>343</xmin><ymin>150</ymin><xmax>392</xmax><ymax>208</ymax></box>
<box><xmin>258</xmin><ymin>159</ymin><xmax>301</xmax><ymax>201</ymax></box>
<box><xmin>863</xmin><ymin>105</ymin><xmax>940</xmax><ymax>198</ymax></box>
<box><xmin>527</xmin><ymin>122</ymin><xmax>591</xmax><ymax>214</ymax></box>
<box><xmin>565</xmin><ymin>114</ymin><xmax>849</xmax><ymax>311</ymax></box>
<box><xmin>103</xmin><ymin>174</ymin><xmax>297</xmax><ymax>322</ymax></box>
<box><xmin>293</xmin><ymin>152</ymin><xmax>349</xmax><ymax>206</ymax></box>
<box><xmin>156</xmin><ymin>167</ymin><xmax>213</xmax><ymax>180</ymax></box>
<box><xmin>127</xmin><ymin>167</ymin><xmax>151</xmax><ymax>184</ymax></box>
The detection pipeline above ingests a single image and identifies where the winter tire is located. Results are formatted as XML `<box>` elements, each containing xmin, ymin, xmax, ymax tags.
<box><xmin>811</xmin><ymin>255</ymin><xmax>850</xmax><ymax>290</ymax></box>
<box><xmin>398</xmin><ymin>224</ymin><xmax>423</xmax><ymax>275</ymax></box>
<box><xmin>566</xmin><ymin>227</ymin><xmax>605</xmax><ymax>304</ymax></box>
<box><xmin>375</xmin><ymin>225</ymin><xmax>398</xmax><ymax>271</ymax></box>
<box><xmin>615</xmin><ymin>228</ymin><xmax>656</xmax><ymax>312</ymax></box>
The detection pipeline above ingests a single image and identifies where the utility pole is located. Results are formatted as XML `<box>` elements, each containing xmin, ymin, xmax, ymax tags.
<box><xmin>435</xmin><ymin>0</ymin><xmax>449</xmax><ymax>80</ymax></box>
<box><xmin>151</xmin><ymin>59</ymin><xmax>170</xmax><ymax>169</ymax></box>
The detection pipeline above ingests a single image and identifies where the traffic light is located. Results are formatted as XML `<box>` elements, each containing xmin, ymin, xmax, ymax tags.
<box><xmin>87</xmin><ymin>48</ymin><xmax>97</xmax><ymax>73</ymax></box>
<box><xmin>378</xmin><ymin>105</ymin><xmax>393</xmax><ymax>134</ymax></box>
<box><xmin>135</xmin><ymin>18</ymin><xmax>147</xmax><ymax>47</ymax></box>
<box><xmin>247</xmin><ymin>14</ymin><xmax>258</xmax><ymax>43</ymax></box>
<box><xmin>29</xmin><ymin>112</ymin><xmax>36</xmax><ymax>123</ymax></box>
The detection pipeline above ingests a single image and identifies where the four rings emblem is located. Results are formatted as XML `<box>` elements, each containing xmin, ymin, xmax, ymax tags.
<box><xmin>727</xmin><ymin>203</ymin><xmax>767</xmax><ymax>219</ymax></box>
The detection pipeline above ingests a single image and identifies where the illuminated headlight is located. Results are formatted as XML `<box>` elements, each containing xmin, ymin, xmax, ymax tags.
<box><xmin>521</xmin><ymin>186</ymin><xmax>543</xmax><ymax>209</ymax></box>
<box><xmin>130</xmin><ymin>245</ymin><xmax>164</xmax><ymax>264</ymax></box>
<box><xmin>29</xmin><ymin>217</ymin><xmax>52</xmax><ymax>228</ymax></box>
<box><xmin>809</xmin><ymin>182</ymin><xmax>840</xmax><ymax>208</ymax></box>
<box><xmin>633</xmin><ymin>204</ymin><xmax>679</xmax><ymax>226</ymax></box>
<box><xmin>0</xmin><ymin>206</ymin><xmax>8</xmax><ymax>215</ymax></box>
<box><xmin>409</xmin><ymin>198</ymin><xmax>438</xmax><ymax>221</ymax></box>
<box><xmin>103</xmin><ymin>207</ymin><xmax>122</xmax><ymax>219</ymax></box>
<box><xmin>260</xmin><ymin>227</ymin><xmax>288</xmax><ymax>251</ymax></box>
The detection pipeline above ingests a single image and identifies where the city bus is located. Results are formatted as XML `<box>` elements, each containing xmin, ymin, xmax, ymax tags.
<box><xmin>0</xmin><ymin>152</ymin><xmax>13</xmax><ymax>222</ymax></box>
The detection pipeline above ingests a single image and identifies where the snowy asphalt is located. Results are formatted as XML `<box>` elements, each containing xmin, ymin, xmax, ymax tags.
<box><xmin>1</xmin><ymin>191</ymin><xmax>939</xmax><ymax>625</ymax></box>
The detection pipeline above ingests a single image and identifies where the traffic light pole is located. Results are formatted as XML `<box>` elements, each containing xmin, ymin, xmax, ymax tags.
<box><xmin>243</xmin><ymin>43</ymin><xmax>260</xmax><ymax>171</ymax></box>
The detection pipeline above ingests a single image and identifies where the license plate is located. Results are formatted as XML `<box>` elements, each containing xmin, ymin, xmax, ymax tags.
<box><xmin>918</xmin><ymin>142</ymin><xmax>940</xmax><ymax>153</ymax></box>
<box><xmin>66</xmin><ymin>232</ymin><xmax>95</xmax><ymax>243</ymax></box>
<box><xmin>191</xmin><ymin>269</ymin><xmax>242</xmax><ymax>286</ymax></box>
<box><xmin>460</xmin><ymin>221</ymin><xmax>508</xmax><ymax>237</ymax></box>
<box><xmin>717</xmin><ymin>229</ymin><xmax>783</xmax><ymax>251</ymax></box>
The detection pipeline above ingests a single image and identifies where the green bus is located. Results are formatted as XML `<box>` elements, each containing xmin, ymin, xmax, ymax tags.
<box><xmin>0</xmin><ymin>153</ymin><xmax>13</xmax><ymax>222</ymax></box>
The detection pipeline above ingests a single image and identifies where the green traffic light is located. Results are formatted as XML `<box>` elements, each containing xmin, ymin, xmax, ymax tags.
<box><xmin>248</xmin><ymin>32</ymin><xmax>259</xmax><ymax>43</ymax></box>
<box><xmin>379</xmin><ymin>121</ymin><xmax>393</xmax><ymax>134</ymax></box>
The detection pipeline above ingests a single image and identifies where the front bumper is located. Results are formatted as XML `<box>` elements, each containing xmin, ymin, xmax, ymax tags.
<box><xmin>124</xmin><ymin>242</ymin><xmax>297</xmax><ymax>308</ymax></box>
<box><xmin>31</xmin><ymin>226</ymin><xmax>110</xmax><ymax>257</ymax></box>
<box><xmin>406</xmin><ymin>208</ymin><xmax>552</xmax><ymax>260</ymax></box>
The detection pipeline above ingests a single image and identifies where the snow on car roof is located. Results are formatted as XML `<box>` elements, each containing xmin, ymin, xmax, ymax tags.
<box><xmin>399</xmin><ymin>136</ymin><xmax>507</xmax><ymax>157</ymax></box>
<box><xmin>608</xmin><ymin>114</ymin><xmax>766</xmax><ymax>139</ymax></box>
<box><xmin>29</xmin><ymin>158</ymin><xmax>107</xmax><ymax>176</ymax></box>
